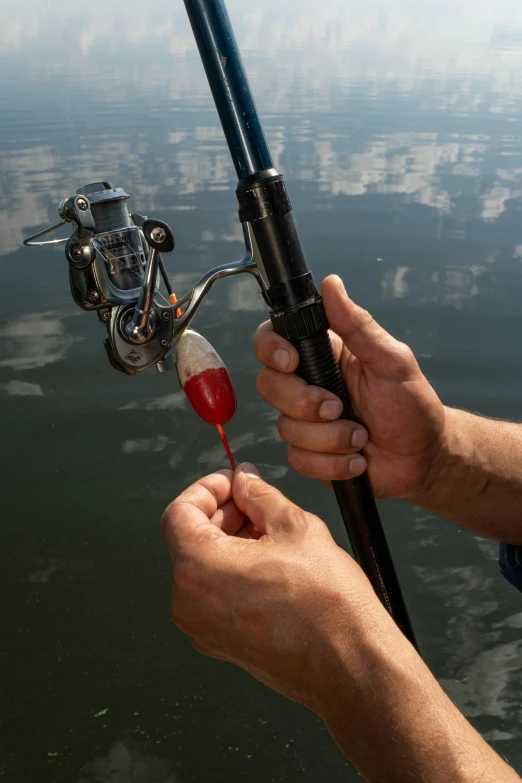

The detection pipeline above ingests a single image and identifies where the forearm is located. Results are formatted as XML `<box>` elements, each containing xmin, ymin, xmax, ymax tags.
<box><xmin>319</xmin><ymin>617</ymin><xmax>519</xmax><ymax>783</ymax></box>
<box><xmin>412</xmin><ymin>407</ymin><xmax>522</xmax><ymax>543</ymax></box>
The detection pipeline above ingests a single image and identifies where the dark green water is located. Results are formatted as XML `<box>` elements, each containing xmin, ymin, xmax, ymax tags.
<box><xmin>2</xmin><ymin>0</ymin><xmax>522</xmax><ymax>779</ymax></box>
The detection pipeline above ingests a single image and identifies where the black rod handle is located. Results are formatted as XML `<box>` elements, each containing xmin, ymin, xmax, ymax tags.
<box><xmin>236</xmin><ymin>173</ymin><xmax>417</xmax><ymax>648</ymax></box>
<box><xmin>294</xmin><ymin>331</ymin><xmax>418</xmax><ymax>648</ymax></box>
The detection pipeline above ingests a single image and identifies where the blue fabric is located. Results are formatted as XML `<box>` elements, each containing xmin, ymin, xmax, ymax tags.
<box><xmin>499</xmin><ymin>543</ymin><xmax>522</xmax><ymax>592</ymax></box>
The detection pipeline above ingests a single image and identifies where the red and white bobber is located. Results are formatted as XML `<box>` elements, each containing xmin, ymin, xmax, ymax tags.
<box><xmin>176</xmin><ymin>328</ymin><xmax>237</xmax><ymax>467</ymax></box>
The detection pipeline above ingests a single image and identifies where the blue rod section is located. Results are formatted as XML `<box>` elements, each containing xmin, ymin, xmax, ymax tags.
<box><xmin>183</xmin><ymin>0</ymin><xmax>274</xmax><ymax>179</ymax></box>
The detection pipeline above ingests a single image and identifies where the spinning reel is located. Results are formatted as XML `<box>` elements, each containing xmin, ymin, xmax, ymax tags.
<box><xmin>24</xmin><ymin>181</ymin><xmax>268</xmax><ymax>376</ymax></box>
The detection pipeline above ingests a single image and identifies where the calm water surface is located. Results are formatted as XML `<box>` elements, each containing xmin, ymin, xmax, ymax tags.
<box><xmin>2</xmin><ymin>0</ymin><xmax>522</xmax><ymax>779</ymax></box>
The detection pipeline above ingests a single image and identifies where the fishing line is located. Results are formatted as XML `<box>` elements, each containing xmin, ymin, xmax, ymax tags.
<box><xmin>44</xmin><ymin>0</ymin><xmax>80</xmax><ymax>175</ymax></box>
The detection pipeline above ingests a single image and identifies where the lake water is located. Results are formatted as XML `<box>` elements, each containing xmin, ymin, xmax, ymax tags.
<box><xmin>2</xmin><ymin>0</ymin><xmax>522</xmax><ymax>779</ymax></box>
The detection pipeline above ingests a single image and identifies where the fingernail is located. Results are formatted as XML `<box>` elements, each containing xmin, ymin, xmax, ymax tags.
<box><xmin>319</xmin><ymin>399</ymin><xmax>343</xmax><ymax>420</ymax></box>
<box><xmin>337</xmin><ymin>276</ymin><xmax>347</xmax><ymax>296</ymax></box>
<box><xmin>349</xmin><ymin>456</ymin><xmax>366</xmax><ymax>475</ymax></box>
<box><xmin>238</xmin><ymin>462</ymin><xmax>261</xmax><ymax>479</ymax></box>
<box><xmin>351</xmin><ymin>429</ymin><xmax>368</xmax><ymax>449</ymax></box>
<box><xmin>274</xmin><ymin>349</ymin><xmax>290</xmax><ymax>370</ymax></box>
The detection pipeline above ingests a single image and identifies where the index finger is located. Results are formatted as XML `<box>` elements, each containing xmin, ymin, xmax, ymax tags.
<box><xmin>161</xmin><ymin>470</ymin><xmax>234</xmax><ymax>558</ymax></box>
<box><xmin>254</xmin><ymin>319</ymin><xmax>344</xmax><ymax>372</ymax></box>
<box><xmin>254</xmin><ymin>321</ymin><xmax>300</xmax><ymax>373</ymax></box>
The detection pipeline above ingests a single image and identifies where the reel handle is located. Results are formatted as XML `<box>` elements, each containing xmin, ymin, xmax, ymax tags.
<box><xmin>123</xmin><ymin>219</ymin><xmax>175</xmax><ymax>345</ymax></box>
<box><xmin>142</xmin><ymin>219</ymin><xmax>175</xmax><ymax>253</ymax></box>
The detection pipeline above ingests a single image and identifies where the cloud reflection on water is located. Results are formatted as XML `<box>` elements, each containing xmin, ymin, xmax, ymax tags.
<box><xmin>416</xmin><ymin>560</ymin><xmax>522</xmax><ymax>728</ymax></box>
<box><xmin>0</xmin><ymin>379</ymin><xmax>44</xmax><ymax>396</ymax></box>
<box><xmin>119</xmin><ymin>393</ymin><xmax>186</xmax><ymax>412</ymax></box>
<box><xmin>0</xmin><ymin>311</ymin><xmax>80</xmax><ymax>370</ymax></box>
<box><xmin>3</xmin><ymin>0</ymin><xmax>522</xmax><ymax>264</ymax></box>
<box><xmin>77</xmin><ymin>738</ymin><xmax>177</xmax><ymax>783</ymax></box>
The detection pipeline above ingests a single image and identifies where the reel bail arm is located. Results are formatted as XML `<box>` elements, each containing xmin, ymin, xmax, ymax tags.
<box><xmin>23</xmin><ymin>193</ymin><xmax>95</xmax><ymax>247</ymax></box>
<box><xmin>23</xmin><ymin>219</ymin><xmax>69</xmax><ymax>247</ymax></box>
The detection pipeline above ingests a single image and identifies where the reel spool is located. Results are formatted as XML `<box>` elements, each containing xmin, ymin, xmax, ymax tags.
<box><xmin>65</xmin><ymin>182</ymin><xmax>147</xmax><ymax>311</ymax></box>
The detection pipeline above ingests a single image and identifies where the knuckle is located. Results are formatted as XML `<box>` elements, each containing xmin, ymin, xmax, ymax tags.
<box><xmin>287</xmin><ymin>447</ymin><xmax>309</xmax><ymax>475</ymax></box>
<box><xmin>356</xmin><ymin>306</ymin><xmax>374</xmax><ymax>329</ymax></box>
<box><xmin>254</xmin><ymin>320</ymin><xmax>272</xmax><ymax>339</ymax></box>
<box><xmin>160</xmin><ymin>501</ymin><xmax>175</xmax><ymax>533</ymax></box>
<box><xmin>277</xmin><ymin>415</ymin><xmax>296</xmax><ymax>443</ymax></box>
<box><xmin>330</xmin><ymin>424</ymin><xmax>352</xmax><ymax>453</ymax></box>
<box><xmin>391</xmin><ymin>341</ymin><xmax>417</xmax><ymax>376</ymax></box>
<box><xmin>289</xmin><ymin>507</ymin><xmax>310</xmax><ymax>534</ymax></box>
<box><xmin>294</xmin><ymin>392</ymin><xmax>315</xmax><ymax>421</ymax></box>
<box><xmin>255</xmin><ymin>367</ymin><xmax>282</xmax><ymax>401</ymax></box>
<box><xmin>170</xmin><ymin>600</ymin><xmax>183</xmax><ymax>627</ymax></box>
<box><xmin>160</xmin><ymin>509</ymin><xmax>170</xmax><ymax>533</ymax></box>
<box><xmin>330</xmin><ymin>455</ymin><xmax>357</xmax><ymax>480</ymax></box>
<box><xmin>191</xmin><ymin>638</ymin><xmax>224</xmax><ymax>661</ymax></box>
<box><xmin>288</xmin><ymin>447</ymin><xmax>352</xmax><ymax>481</ymax></box>
<box><xmin>395</xmin><ymin>341</ymin><xmax>414</xmax><ymax>363</ymax></box>
<box><xmin>250</xmin><ymin>480</ymin><xmax>280</xmax><ymax>505</ymax></box>
<box><xmin>253</xmin><ymin>323</ymin><xmax>270</xmax><ymax>357</ymax></box>
<box><xmin>255</xmin><ymin>368</ymin><xmax>271</xmax><ymax>398</ymax></box>
<box><xmin>191</xmin><ymin>638</ymin><xmax>210</xmax><ymax>657</ymax></box>
<box><xmin>172</xmin><ymin>557</ymin><xmax>199</xmax><ymax>592</ymax></box>
<box><xmin>255</xmin><ymin>369</ymin><xmax>264</xmax><ymax>394</ymax></box>
<box><xmin>170</xmin><ymin>594</ymin><xmax>191</xmax><ymax>632</ymax></box>
<box><xmin>171</xmin><ymin>610</ymin><xmax>194</xmax><ymax>636</ymax></box>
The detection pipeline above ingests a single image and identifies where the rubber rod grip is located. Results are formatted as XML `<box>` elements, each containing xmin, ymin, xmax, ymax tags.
<box><xmin>291</xmin><ymin>330</ymin><xmax>418</xmax><ymax>648</ymax></box>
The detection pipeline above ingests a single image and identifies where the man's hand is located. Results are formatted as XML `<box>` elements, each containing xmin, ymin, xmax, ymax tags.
<box><xmin>162</xmin><ymin>467</ymin><xmax>520</xmax><ymax>782</ymax></box>
<box><xmin>254</xmin><ymin>275</ymin><xmax>445</xmax><ymax>499</ymax></box>
<box><xmin>161</xmin><ymin>463</ymin><xmax>385</xmax><ymax>712</ymax></box>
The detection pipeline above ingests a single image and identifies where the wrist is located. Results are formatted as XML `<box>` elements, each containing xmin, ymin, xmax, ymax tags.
<box><xmin>408</xmin><ymin>405</ymin><xmax>464</xmax><ymax>509</ymax></box>
<box><xmin>317</xmin><ymin>617</ymin><xmax>511</xmax><ymax>783</ymax></box>
<box><xmin>309</xmin><ymin>585</ymin><xmax>406</xmax><ymax>719</ymax></box>
<box><xmin>315</xmin><ymin>608</ymin><xmax>412</xmax><ymax>721</ymax></box>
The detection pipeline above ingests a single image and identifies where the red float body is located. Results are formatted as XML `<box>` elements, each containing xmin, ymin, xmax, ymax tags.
<box><xmin>183</xmin><ymin>367</ymin><xmax>236</xmax><ymax>426</ymax></box>
<box><xmin>176</xmin><ymin>329</ymin><xmax>237</xmax><ymax>427</ymax></box>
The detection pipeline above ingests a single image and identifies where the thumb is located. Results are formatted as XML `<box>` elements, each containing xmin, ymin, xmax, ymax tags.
<box><xmin>321</xmin><ymin>275</ymin><xmax>416</xmax><ymax>379</ymax></box>
<box><xmin>162</xmin><ymin>470</ymin><xmax>234</xmax><ymax>562</ymax></box>
<box><xmin>232</xmin><ymin>463</ymin><xmax>305</xmax><ymax>539</ymax></box>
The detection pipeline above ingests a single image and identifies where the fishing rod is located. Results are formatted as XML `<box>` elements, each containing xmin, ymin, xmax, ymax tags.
<box><xmin>24</xmin><ymin>0</ymin><xmax>417</xmax><ymax>648</ymax></box>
